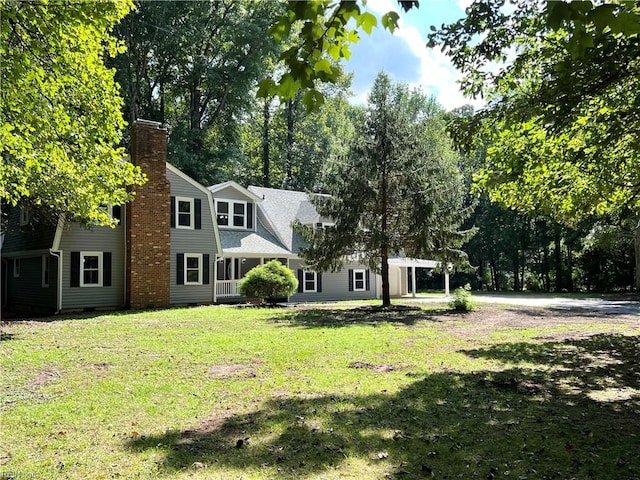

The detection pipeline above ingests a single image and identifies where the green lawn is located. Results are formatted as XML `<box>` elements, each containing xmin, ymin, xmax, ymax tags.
<box><xmin>1</xmin><ymin>303</ymin><xmax>639</xmax><ymax>479</ymax></box>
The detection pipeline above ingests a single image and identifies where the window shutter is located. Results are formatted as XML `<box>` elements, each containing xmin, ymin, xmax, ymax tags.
<box><xmin>203</xmin><ymin>254</ymin><xmax>210</xmax><ymax>285</ymax></box>
<box><xmin>365</xmin><ymin>270</ymin><xmax>370</xmax><ymax>291</ymax></box>
<box><xmin>348</xmin><ymin>269</ymin><xmax>353</xmax><ymax>292</ymax></box>
<box><xmin>103</xmin><ymin>252</ymin><xmax>112</xmax><ymax>287</ymax></box>
<box><xmin>170</xmin><ymin>196</ymin><xmax>176</xmax><ymax>228</ymax></box>
<box><xmin>112</xmin><ymin>205</ymin><xmax>122</xmax><ymax>222</ymax></box>
<box><xmin>247</xmin><ymin>203</ymin><xmax>253</xmax><ymax>229</ymax></box>
<box><xmin>317</xmin><ymin>273</ymin><xmax>322</xmax><ymax>293</ymax></box>
<box><xmin>70</xmin><ymin>252</ymin><xmax>80</xmax><ymax>287</ymax></box>
<box><xmin>176</xmin><ymin>253</ymin><xmax>184</xmax><ymax>285</ymax></box>
<box><xmin>195</xmin><ymin>198</ymin><xmax>202</xmax><ymax>229</ymax></box>
<box><xmin>297</xmin><ymin>269</ymin><xmax>303</xmax><ymax>293</ymax></box>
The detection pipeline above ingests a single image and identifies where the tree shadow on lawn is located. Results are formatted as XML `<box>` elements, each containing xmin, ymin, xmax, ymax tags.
<box><xmin>127</xmin><ymin>333</ymin><xmax>640</xmax><ymax>479</ymax></box>
<box><xmin>506</xmin><ymin>305</ymin><xmax>640</xmax><ymax>319</ymax></box>
<box><xmin>270</xmin><ymin>306</ymin><xmax>455</xmax><ymax>328</ymax></box>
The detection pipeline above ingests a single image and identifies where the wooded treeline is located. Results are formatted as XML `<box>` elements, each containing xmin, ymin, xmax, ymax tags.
<box><xmin>4</xmin><ymin>0</ymin><xmax>632</xmax><ymax>292</ymax></box>
<box><xmin>105</xmin><ymin>0</ymin><xmax>636</xmax><ymax>294</ymax></box>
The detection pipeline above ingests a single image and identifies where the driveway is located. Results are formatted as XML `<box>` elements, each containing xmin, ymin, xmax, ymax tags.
<box><xmin>409</xmin><ymin>293</ymin><xmax>640</xmax><ymax>316</ymax></box>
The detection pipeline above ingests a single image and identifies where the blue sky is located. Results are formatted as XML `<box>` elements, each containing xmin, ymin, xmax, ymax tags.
<box><xmin>344</xmin><ymin>0</ymin><xmax>484</xmax><ymax>111</ymax></box>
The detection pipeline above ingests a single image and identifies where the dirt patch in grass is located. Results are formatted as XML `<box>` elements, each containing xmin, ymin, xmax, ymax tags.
<box><xmin>32</xmin><ymin>369</ymin><xmax>62</xmax><ymax>387</ymax></box>
<box><xmin>436</xmin><ymin>305</ymin><xmax>639</xmax><ymax>340</ymax></box>
<box><xmin>208</xmin><ymin>364</ymin><xmax>259</xmax><ymax>380</ymax></box>
<box><xmin>347</xmin><ymin>361</ymin><xmax>406</xmax><ymax>373</ymax></box>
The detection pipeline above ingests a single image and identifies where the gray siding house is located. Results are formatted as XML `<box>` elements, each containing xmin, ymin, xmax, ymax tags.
<box><xmin>208</xmin><ymin>181</ymin><xmax>380</xmax><ymax>303</ymax></box>
<box><xmin>1</xmin><ymin>120</ymin><xmax>444</xmax><ymax>315</ymax></box>
<box><xmin>1</xmin><ymin>121</ymin><xmax>221</xmax><ymax>314</ymax></box>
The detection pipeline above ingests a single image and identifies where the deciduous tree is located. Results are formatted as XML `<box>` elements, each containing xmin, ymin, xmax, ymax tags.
<box><xmin>428</xmin><ymin>0</ymin><xmax>640</xmax><ymax>289</ymax></box>
<box><xmin>1</xmin><ymin>0</ymin><xmax>145</xmax><ymax>226</ymax></box>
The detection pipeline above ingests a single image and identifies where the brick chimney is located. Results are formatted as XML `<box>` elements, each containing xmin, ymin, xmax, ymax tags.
<box><xmin>126</xmin><ymin>120</ymin><xmax>171</xmax><ymax>309</ymax></box>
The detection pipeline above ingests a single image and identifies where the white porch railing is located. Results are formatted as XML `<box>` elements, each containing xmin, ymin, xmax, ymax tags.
<box><xmin>216</xmin><ymin>280</ymin><xmax>241</xmax><ymax>298</ymax></box>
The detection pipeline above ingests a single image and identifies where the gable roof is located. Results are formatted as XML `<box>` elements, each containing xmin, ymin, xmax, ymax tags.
<box><xmin>208</xmin><ymin>180</ymin><xmax>263</xmax><ymax>203</ymax></box>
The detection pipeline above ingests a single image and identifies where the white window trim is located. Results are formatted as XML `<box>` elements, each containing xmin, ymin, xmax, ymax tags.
<box><xmin>353</xmin><ymin>269</ymin><xmax>366</xmax><ymax>292</ymax></box>
<box><xmin>303</xmin><ymin>270</ymin><xmax>317</xmax><ymax>293</ymax></box>
<box><xmin>215</xmin><ymin>198</ymin><xmax>248</xmax><ymax>230</ymax></box>
<box><xmin>176</xmin><ymin>196</ymin><xmax>195</xmax><ymax>230</ymax></box>
<box><xmin>19</xmin><ymin>206</ymin><xmax>30</xmax><ymax>226</ymax></box>
<box><xmin>314</xmin><ymin>222</ymin><xmax>334</xmax><ymax>229</ymax></box>
<box><xmin>42</xmin><ymin>255</ymin><xmax>50</xmax><ymax>288</ymax></box>
<box><xmin>13</xmin><ymin>258</ymin><xmax>20</xmax><ymax>278</ymax></box>
<box><xmin>184</xmin><ymin>253</ymin><xmax>203</xmax><ymax>285</ymax></box>
<box><xmin>80</xmin><ymin>251</ymin><xmax>103</xmax><ymax>287</ymax></box>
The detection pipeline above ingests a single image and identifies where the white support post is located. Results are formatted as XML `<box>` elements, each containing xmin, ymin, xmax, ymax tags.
<box><xmin>411</xmin><ymin>266</ymin><xmax>417</xmax><ymax>298</ymax></box>
<box><xmin>444</xmin><ymin>271</ymin><xmax>450</xmax><ymax>296</ymax></box>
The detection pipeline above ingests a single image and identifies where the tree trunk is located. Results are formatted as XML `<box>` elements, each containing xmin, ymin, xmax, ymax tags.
<box><xmin>490</xmin><ymin>259</ymin><xmax>498</xmax><ymax>291</ymax></box>
<box><xmin>285</xmin><ymin>98</ymin><xmax>295</xmax><ymax>187</ymax></box>
<box><xmin>262</xmin><ymin>97</ymin><xmax>271</xmax><ymax>187</ymax></box>
<box><xmin>567</xmin><ymin>245</ymin><xmax>574</xmax><ymax>293</ymax></box>
<box><xmin>159</xmin><ymin>81</ymin><xmax>165</xmax><ymax>123</ymax></box>
<box><xmin>543</xmin><ymin>245</ymin><xmax>551</xmax><ymax>292</ymax></box>
<box><xmin>635</xmin><ymin>219</ymin><xmax>640</xmax><ymax>291</ymax></box>
<box><xmin>190</xmin><ymin>78</ymin><xmax>202</xmax><ymax>131</ymax></box>
<box><xmin>554</xmin><ymin>227</ymin><xmax>563</xmax><ymax>291</ymax></box>
<box><xmin>380</xmin><ymin>134</ymin><xmax>390</xmax><ymax>307</ymax></box>
<box><xmin>513</xmin><ymin>251</ymin><xmax>520</xmax><ymax>291</ymax></box>
<box><xmin>520</xmin><ymin>248</ymin><xmax>526</xmax><ymax>291</ymax></box>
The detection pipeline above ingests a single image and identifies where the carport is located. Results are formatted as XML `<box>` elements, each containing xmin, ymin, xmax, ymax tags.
<box><xmin>387</xmin><ymin>257</ymin><xmax>450</xmax><ymax>297</ymax></box>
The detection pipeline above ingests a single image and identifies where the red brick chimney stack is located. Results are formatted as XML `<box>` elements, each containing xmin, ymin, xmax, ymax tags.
<box><xmin>126</xmin><ymin>120</ymin><xmax>171</xmax><ymax>309</ymax></box>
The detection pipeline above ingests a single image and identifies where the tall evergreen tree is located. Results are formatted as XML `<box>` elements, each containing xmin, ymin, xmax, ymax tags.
<box><xmin>297</xmin><ymin>73</ymin><xmax>475</xmax><ymax>307</ymax></box>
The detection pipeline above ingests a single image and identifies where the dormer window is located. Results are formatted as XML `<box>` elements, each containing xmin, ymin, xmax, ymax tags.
<box><xmin>215</xmin><ymin>199</ymin><xmax>253</xmax><ymax>230</ymax></box>
<box><xmin>309</xmin><ymin>222</ymin><xmax>334</xmax><ymax>229</ymax></box>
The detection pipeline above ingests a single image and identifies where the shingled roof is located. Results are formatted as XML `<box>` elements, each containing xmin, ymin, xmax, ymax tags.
<box><xmin>248</xmin><ymin>186</ymin><xmax>324</xmax><ymax>253</ymax></box>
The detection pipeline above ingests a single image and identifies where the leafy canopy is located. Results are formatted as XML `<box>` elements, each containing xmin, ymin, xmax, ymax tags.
<box><xmin>259</xmin><ymin>0</ymin><xmax>417</xmax><ymax>111</ymax></box>
<box><xmin>1</xmin><ymin>0</ymin><xmax>146</xmax><ymax>226</ymax></box>
<box><xmin>427</xmin><ymin>0</ymin><xmax>640</xmax><ymax>225</ymax></box>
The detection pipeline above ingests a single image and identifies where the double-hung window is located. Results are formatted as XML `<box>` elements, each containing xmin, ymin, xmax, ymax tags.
<box><xmin>177</xmin><ymin>253</ymin><xmax>209</xmax><ymax>286</ymax></box>
<box><xmin>216</xmin><ymin>201</ymin><xmax>229</xmax><ymax>226</ymax></box>
<box><xmin>70</xmin><ymin>252</ymin><xmax>111</xmax><ymax>288</ymax></box>
<box><xmin>303</xmin><ymin>270</ymin><xmax>317</xmax><ymax>293</ymax></box>
<box><xmin>233</xmin><ymin>202</ymin><xmax>246</xmax><ymax>228</ymax></box>
<box><xmin>176</xmin><ymin>197</ymin><xmax>194</xmax><ymax>229</ymax></box>
<box><xmin>81</xmin><ymin>252</ymin><xmax>103</xmax><ymax>287</ymax></box>
<box><xmin>185</xmin><ymin>254</ymin><xmax>202</xmax><ymax>285</ymax></box>
<box><xmin>353</xmin><ymin>269</ymin><xmax>366</xmax><ymax>291</ymax></box>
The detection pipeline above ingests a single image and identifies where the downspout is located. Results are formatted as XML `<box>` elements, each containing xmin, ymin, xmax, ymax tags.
<box><xmin>1</xmin><ymin>258</ymin><xmax>7</xmax><ymax>310</ymax></box>
<box><xmin>49</xmin><ymin>249</ymin><xmax>63</xmax><ymax>314</ymax></box>
<box><xmin>411</xmin><ymin>266</ymin><xmax>417</xmax><ymax>298</ymax></box>
<box><xmin>213</xmin><ymin>255</ymin><xmax>218</xmax><ymax>303</ymax></box>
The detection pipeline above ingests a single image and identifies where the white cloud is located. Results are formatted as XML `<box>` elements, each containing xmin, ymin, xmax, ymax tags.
<box><xmin>456</xmin><ymin>0</ymin><xmax>473</xmax><ymax>13</ymax></box>
<box><xmin>350</xmin><ymin>1</ymin><xmax>484</xmax><ymax>111</ymax></box>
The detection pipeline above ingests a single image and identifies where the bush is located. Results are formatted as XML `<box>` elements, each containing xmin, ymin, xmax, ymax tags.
<box><xmin>449</xmin><ymin>283</ymin><xmax>474</xmax><ymax>312</ymax></box>
<box><xmin>238</xmin><ymin>260</ymin><xmax>298</xmax><ymax>306</ymax></box>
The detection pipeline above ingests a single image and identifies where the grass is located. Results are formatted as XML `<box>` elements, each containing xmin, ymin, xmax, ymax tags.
<box><xmin>1</xmin><ymin>303</ymin><xmax>639</xmax><ymax>479</ymax></box>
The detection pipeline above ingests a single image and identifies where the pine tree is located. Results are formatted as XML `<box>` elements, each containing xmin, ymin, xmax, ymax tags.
<box><xmin>297</xmin><ymin>73</ymin><xmax>475</xmax><ymax>307</ymax></box>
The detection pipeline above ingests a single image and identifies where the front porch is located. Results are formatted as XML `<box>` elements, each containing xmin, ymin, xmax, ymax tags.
<box><xmin>215</xmin><ymin>256</ymin><xmax>291</xmax><ymax>300</ymax></box>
